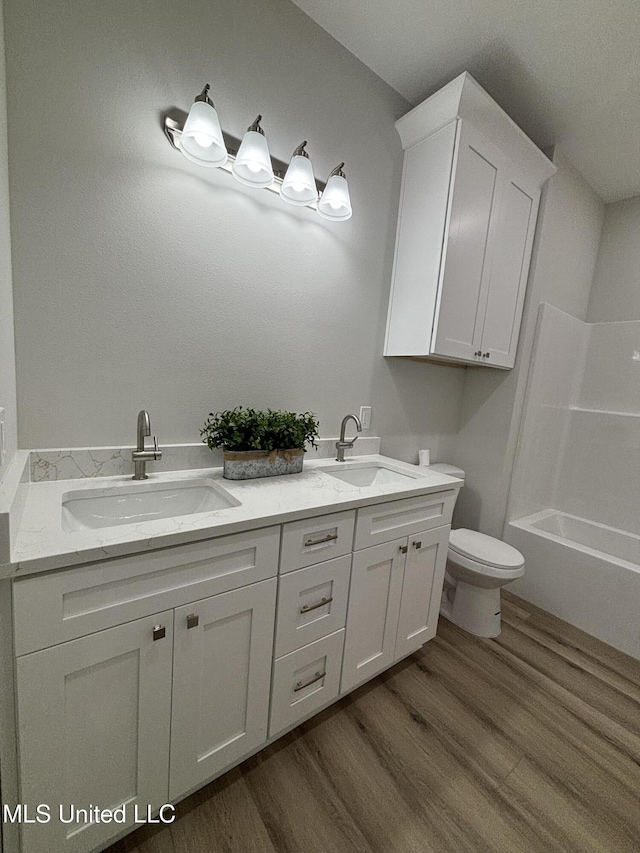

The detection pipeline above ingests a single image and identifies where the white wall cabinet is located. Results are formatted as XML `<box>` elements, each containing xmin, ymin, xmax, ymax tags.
<box><xmin>384</xmin><ymin>72</ymin><xmax>556</xmax><ymax>370</ymax></box>
<box><xmin>341</xmin><ymin>525</ymin><xmax>449</xmax><ymax>693</ymax></box>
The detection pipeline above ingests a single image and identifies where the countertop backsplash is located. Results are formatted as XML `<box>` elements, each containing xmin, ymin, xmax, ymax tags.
<box><xmin>29</xmin><ymin>437</ymin><xmax>382</xmax><ymax>482</ymax></box>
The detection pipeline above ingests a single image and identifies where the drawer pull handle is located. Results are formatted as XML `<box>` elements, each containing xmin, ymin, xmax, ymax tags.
<box><xmin>186</xmin><ymin>614</ymin><xmax>199</xmax><ymax>629</ymax></box>
<box><xmin>152</xmin><ymin>625</ymin><xmax>166</xmax><ymax>641</ymax></box>
<box><xmin>304</xmin><ymin>533</ymin><xmax>338</xmax><ymax>547</ymax></box>
<box><xmin>299</xmin><ymin>596</ymin><xmax>333</xmax><ymax>614</ymax></box>
<box><xmin>413</xmin><ymin>540</ymin><xmax>422</xmax><ymax>550</ymax></box>
<box><xmin>399</xmin><ymin>545</ymin><xmax>408</xmax><ymax>554</ymax></box>
<box><xmin>294</xmin><ymin>671</ymin><xmax>326</xmax><ymax>692</ymax></box>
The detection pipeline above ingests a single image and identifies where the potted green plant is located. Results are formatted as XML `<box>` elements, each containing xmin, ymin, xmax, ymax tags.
<box><xmin>201</xmin><ymin>407</ymin><xmax>320</xmax><ymax>480</ymax></box>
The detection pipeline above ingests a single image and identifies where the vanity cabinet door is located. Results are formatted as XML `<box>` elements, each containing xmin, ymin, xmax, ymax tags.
<box><xmin>16</xmin><ymin>613</ymin><xmax>173</xmax><ymax>853</ymax></box>
<box><xmin>341</xmin><ymin>539</ymin><xmax>406</xmax><ymax>693</ymax></box>
<box><xmin>394</xmin><ymin>526</ymin><xmax>449</xmax><ymax>659</ymax></box>
<box><xmin>169</xmin><ymin>578</ymin><xmax>277</xmax><ymax>801</ymax></box>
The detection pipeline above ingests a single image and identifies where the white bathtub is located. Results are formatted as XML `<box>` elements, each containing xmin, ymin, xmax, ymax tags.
<box><xmin>506</xmin><ymin>509</ymin><xmax>640</xmax><ymax>660</ymax></box>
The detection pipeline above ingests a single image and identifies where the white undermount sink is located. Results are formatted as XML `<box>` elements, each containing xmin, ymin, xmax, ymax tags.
<box><xmin>61</xmin><ymin>478</ymin><xmax>240</xmax><ymax>531</ymax></box>
<box><xmin>322</xmin><ymin>462</ymin><xmax>423</xmax><ymax>487</ymax></box>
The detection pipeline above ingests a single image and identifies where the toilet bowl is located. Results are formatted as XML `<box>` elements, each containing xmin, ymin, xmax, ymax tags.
<box><xmin>429</xmin><ymin>463</ymin><xmax>525</xmax><ymax>638</ymax></box>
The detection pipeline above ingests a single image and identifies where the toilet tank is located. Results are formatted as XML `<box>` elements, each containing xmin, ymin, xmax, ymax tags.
<box><xmin>429</xmin><ymin>463</ymin><xmax>465</xmax><ymax>480</ymax></box>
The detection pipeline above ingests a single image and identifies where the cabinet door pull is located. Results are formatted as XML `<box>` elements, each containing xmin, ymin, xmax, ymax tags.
<box><xmin>483</xmin><ymin>352</ymin><xmax>490</xmax><ymax>358</ymax></box>
<box><xmin>474</xmin><ymin>350</ymin><xmax>482</xmax><ymax>357</ymax></box>
<box><xmin>413</xmin><ymin>540</ymin><xmax>422</xmax><ymax>550</ymax></box>
<box><xmin>299</xmin><ymin>596</ymin><xmax>333</xmax><ymax>614</ymax></box>
<box><xmin>304</xmin><ymin>533</ymin><xmax>338</xmax><ymax>547</ymax></box>
<box><xmin>399</xmin><ymin>544</ymin><xmax>408</xmax><ymax>554</ymax></box>
<box><xmin>152</xmin><ymin>625</ymin><xmax>166</xmax><ymax>641</ymax></box>
<box><xmin>294</xmin><ymin>671</ymin><xmax>326</xmax><ymax>692</ymax></box>
<box><xmin>186</xmin><ymin>614</ymin><xmax>199</xmax><ymax>629</ymax></box>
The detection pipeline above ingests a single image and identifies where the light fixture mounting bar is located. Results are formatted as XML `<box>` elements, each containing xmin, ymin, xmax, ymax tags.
<box><xmin>163</xmin><ymin>115</ymin><xmax>326</xmax><ymax>203</ymax></box>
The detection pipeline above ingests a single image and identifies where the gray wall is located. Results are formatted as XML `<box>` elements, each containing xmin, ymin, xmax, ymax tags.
<box><xmin>452</xmin><ymin>148</ymin><xmax>604</xmax><ymax>537</ymax></box>
<box><xmin>5</xmin><ymin>0</ymin><xmax>466</xmax><ymax>457</ymax></box>
<box><xmin>587</xmin><ymin>195</ymin><xmax>640</xmax><ymax>322</ymax></box>
<box><xmin>0</xmin><ymin>0</ymin><xmax>17</xmax><ymax>482</ymax></box>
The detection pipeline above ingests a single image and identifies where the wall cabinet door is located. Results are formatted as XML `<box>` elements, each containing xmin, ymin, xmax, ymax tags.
<box><xmin>384</xmin><ymin>119</ymin><xmax>458</xmax><ymax>357</ymax></box>
<box><xmin>169</xmin><ymin>578</ymin><xmax>276</xmax><ymax>800</ymax></box>
<box><xmin>341</xmin><ymin>539</ymin><xmax>406</xmax><ymax>693</ymax></box>
<box><xmin>432</xmin><ymin>122</ymin><xmax>504</xmax><ymax>363</ymax></box>
<box><xmin>16</xmin><ymin>613</ymin><xmax>173</xmax><ymax>853</ymax></box>
<box><xmin>395</xmin><ymin>526</ymin><xmax>449</xmax><ymax>659</ymax></box>
<box><xmin>477</xmin><ymin>168</ymin><xmax>540</xmax><ymax>368</ymax></box>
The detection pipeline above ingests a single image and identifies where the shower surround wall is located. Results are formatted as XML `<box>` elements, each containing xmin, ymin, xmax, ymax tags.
<box><xmin>507</xmin><ymin>304</ymin><xmax>590</xmax><ymax>522</ymax></box>
<box><xmin>506</xmin><ymin>303</ymin><xmax>640</xmax><ymax>658</ymax></box>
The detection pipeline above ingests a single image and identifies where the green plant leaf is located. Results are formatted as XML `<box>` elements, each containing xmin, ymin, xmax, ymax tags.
<box><xmin>201</xmin><ymin>407</ymin><xmax>320</xmax><ymax>452</ymax></box>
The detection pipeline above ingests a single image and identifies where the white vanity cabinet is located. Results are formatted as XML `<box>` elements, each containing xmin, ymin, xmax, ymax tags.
<box><xmin>384</xmin><ymin>72</ymin><xmax>556</xmax><ymax>369</ymax></box>
<box><xmin>12</xmin><ymin>528</ymin><xmax>281</xmax><ymax>853</ymax></box>
<box><xmin>9</xmin><ymin>482</ymin><xmax>459</xmax><ymax>853</ymax></box>
<box><xmin>341</xmin><ymin>526</ymin><xmax>449</xmax><ymax>693</ymax></box>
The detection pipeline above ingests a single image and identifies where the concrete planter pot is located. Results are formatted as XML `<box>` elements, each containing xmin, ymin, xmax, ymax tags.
<box><xmin>222</xmin><ymin>448</ymin><xmax>304</xmax><ymax>480</ymax></box>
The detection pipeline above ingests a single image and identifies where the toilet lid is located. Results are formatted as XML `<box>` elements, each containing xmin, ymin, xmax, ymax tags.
<box><xmin>449</xmin><ymin>529</ymin><xmax>524</xmax><ymax>569</ymax></box>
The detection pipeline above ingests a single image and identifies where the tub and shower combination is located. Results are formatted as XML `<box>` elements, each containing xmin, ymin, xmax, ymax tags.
<box><xmin>504</xmin><ymin>305</ymin><xmax>640</xmax><ymax>659</ymax></box>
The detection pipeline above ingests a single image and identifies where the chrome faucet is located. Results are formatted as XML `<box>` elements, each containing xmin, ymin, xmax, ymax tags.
<box><xmin>335</xmin><ymin>413</ymin><xmax>362</xmax><ymax>462</ymax></box>
<box><xmin>132</xmin><ymin>410</ymin><xmax>162</xmax><ymax>480</ymax></box>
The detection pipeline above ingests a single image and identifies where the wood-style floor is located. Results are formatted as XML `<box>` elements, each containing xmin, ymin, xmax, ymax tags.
<box><xmin>107</xmin><ymin>592</ymin><xmax>640</xmax><ymax>853</ymax></box>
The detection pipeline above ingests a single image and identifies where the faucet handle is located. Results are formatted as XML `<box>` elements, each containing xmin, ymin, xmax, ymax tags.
<box><xmin>153</xmin><ymin>436</ymin><xmax>162</xmax><ymax>460</ymax></box>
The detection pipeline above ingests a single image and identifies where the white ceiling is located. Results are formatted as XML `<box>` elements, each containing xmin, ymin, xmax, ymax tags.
<box><xmin>293</xmin><ymin>0</ymin><xmax>640</xmax><ymax>202</ymax></box>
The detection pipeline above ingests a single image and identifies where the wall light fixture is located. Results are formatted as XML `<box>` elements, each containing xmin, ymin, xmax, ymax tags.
<box><xmin>163</xmin><ymin>84</ymin><xmax>352</xmax><ymax>221</ymax></box>
<box><xmin>280</xmin><ymin>142</ymin><xmax>318</xmax><ymax>206</ymax></box>
<box><xmin>179</xmin><ymin>85</ymin><xmax>228</xmax><ymax>168</ymax></box>
<box><xmin>231</xmin><ymin>116</ymin><xmax>274</xmax><ymax>188</ymax></box>
<box><xmin>318</xmin><ymin>163</ymin><xmax>352</xmax><ymax>221</ymax></box>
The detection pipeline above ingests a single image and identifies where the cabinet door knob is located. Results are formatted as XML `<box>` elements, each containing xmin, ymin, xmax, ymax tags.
<box><xmin>484</xmin><ymin>352</ymin><xmax>490</xmax><ymax>358</ymax></box>
<box><xmin>399</xmin><ymin>544</ymin><xmax>408</xmax><ymax>554</ymax></box>
<box><xmin>152</xmin><ymin>625</ymin><xmax>166</xmax><ymax>641</ymax></box>
<box><xmin>474</xmin><ymin>350</ymin><xmax>482</xmax><ymax>357</ymax></box>
<box><xmin>186</xmin><ymin>614</ymin><xmax>199</xmax><ymax>629</ymax></box>
<box><xmin>413</xmin><ymin>540</ymin><xmax>422</xmax><ymax>549</ymax></box>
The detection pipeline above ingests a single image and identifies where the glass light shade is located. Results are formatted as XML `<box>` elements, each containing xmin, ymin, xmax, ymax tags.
<box><xmin>280</xmin><ymin>155</ymin><xmax>318</xmax><ymax>206</ymax></box>
<box><xmin>232</xmin><ymin>130</ymin><xmax>274</xmax><ymax>188</ymax></box>
<box><xmin>180</xmin><ymin>101</ymin><xmax>227</xmax><ymax>167</ymax></box>
<box><xmin>318</xmin><ymin>174</ymin><xmax>352</xmax><ymax>221</ymax></box>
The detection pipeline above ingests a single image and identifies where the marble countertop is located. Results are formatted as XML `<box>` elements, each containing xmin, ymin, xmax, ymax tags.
<box><xmin>5</xmin><ymin>455</ymin><xmax>461</xmax><ymax>578</ymax></box>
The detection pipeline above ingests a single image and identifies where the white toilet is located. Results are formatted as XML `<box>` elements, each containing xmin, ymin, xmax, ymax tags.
<box><xmin>430</xmin><ymin>464</ymin><xmax>525</xmax><ymax>638</ymax></box>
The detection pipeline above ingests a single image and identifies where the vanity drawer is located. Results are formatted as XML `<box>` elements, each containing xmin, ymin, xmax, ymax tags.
<box><xmin>354</xmin><ymin>491</ymin><xmax>457</xmax><ymax>550</ymax></box>
<box><xmin>280</xmin><ymin>510</ymin><xmax>355</xmax><ymax>573</ymax></box>
<box><xmin>274</xmin><ymin>555</ymin><xmax>351</xmax><ymax>657</ymax></box>
<box><xmin>13</xmin><ymin>526</ymin><xmax>280</xmax><ymax>655</ymax></box>
<box><xmin>269</xmin><ymin>629</ymin><xmax>345</xmax><ymax>738</ymax></box>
